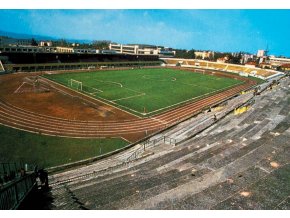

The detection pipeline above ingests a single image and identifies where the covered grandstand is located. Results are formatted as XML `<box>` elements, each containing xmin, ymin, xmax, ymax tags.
<box><xmin>0</xmin><ymin>52</ymin><xmax>160</xmax><ymax>72</ymax></box>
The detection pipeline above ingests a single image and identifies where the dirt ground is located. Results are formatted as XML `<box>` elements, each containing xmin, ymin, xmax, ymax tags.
<box><xmin>0</xmin><ymin>72</ymin><xmax>136</xmax><ymax>122</ymax></box>
<box><xmin>0</xmin><ymin>69</ymin><xmax>255</xmax><ymax>142</ymax></box>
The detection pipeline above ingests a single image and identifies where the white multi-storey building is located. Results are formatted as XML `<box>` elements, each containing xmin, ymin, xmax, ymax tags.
<box><xmin>257</xmin><ymin>50</ymin><xmax>267</xmax><ymax>57</ymax></box>
<box><xmin>39</xmin><ymin>41</ymin><xmax>53</xmax><ymax>47</ymax></box>
<box><xmin>109</xmin><ymin>43</ymin><xmax>175</xmax><ymax>57</ymax></box>
<box><xmin>269</xmin><ymin>57</ymin><xmax>290</xmax><ymax>67</ymax></box>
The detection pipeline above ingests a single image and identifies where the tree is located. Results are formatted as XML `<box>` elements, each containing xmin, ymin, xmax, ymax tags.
<box><xmin>174</xmin><ymin>49</ymin><xmax>195</xmax><ymax>59</ymax></box>
<box><xmin>92</xmin><ymin>40</ymin><xmax>110</xmax><ymax>50</ymax></box>
<box><xmin>31</xmin><ymin>38</ymin><xmax>38</xmax><ymax>46</ymax></box>
<box><xmin>231</xmin><ymin>52</ymin><xmax>242</xmax><ymax>64</ymax></box>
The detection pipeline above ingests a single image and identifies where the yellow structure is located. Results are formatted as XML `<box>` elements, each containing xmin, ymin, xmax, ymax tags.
<box><xmin>213</xmin><ymin>106</ymin><xmax>224</xmax><ymax>112</ymax></box>
<box><xmin>240</xmin><ymin>89</ymin><xmax>254</xmax><ymax>95</ymax></box>
<box><xmin>234</xmin><ymin>105</ymin><xmax>251</xmax><ymax>115</ymax></box>
<box><xmin>55</xmin><ymin>47</ymin><xmax>74</xmax><ymax>53</ymax></box>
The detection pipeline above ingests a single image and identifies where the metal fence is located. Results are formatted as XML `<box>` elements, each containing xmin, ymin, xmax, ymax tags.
<box><xmin>0</xmin><ymin>162</ymin><xmax>36</xmax><ymax>180</ymax></box>
<box><xmin>164</xmin><ymin>136</ymin><xmax>177</xmax><ymax>146</ymax></box>
<box><xmin>0</xmin><ymin>163</ymin><xmax>25</xmax><ymax>181</ymax></box>
<box><xmin>126</xmin><ymin>136</ymin><xmax>166</xmax><ymax>162</ymax></box>
<box><xmin>0</xmin><ymin>163</ymin><xmax>25</xmax><ymax>176</ymax></box>
<box><xmin>0</xmin><ymin>173</ymin><xmax>36</xmax><ymax>210</ymax></box>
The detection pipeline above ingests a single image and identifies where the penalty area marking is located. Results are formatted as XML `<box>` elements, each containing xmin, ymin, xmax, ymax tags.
<box><xmin>41</xmin><ymin>74</ymin><xmax>245</xmax><ymax>118</ymax></box>
<box><xmin>82</xmin><ymin>86</ymin><xmax>103</xmax><ymax>96</ymax></box>
<box><xmin>95</xmin><ymin>79</ymin><xmax>244</xmax><ymax>117</ymax></box>
<box><xmin>142</xmin><ymin>75</ymin><xmax>177</xmax><ymax>82</ymax></box>
<box><xmin>89</xmin><ymin>87</ymin><xmax>103</xmax><ymax>93</ymax></box>
<box><xmin>111</xmin><ymin>93</ymin><xmax>146</xmax><ymax>102</ymax></box>
<box><xmin>40</xmin><ymin>76</ymin><xmax>141</xmax><ymax>118</ymax></box>
<box><xmin>144</xmin><ymin>81</ymin><xmax>245</xmax><ymax>116</ymax></box>
<box><xmin>93</xmin><ymin>79</ymin><xmax>123</xmax><ymax>88</ymax></box>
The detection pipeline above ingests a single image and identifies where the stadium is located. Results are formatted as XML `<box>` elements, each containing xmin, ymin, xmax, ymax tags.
<box><xmin>1</xmin><ymin>44</ymin><xmax>290</xmax><ymax>210</ymax></box>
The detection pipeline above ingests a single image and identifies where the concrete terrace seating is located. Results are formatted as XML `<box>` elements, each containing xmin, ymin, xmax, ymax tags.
<box><xmin>48</xmin><ymin>78</ymin><xmax>290</xmax><ymax>209</ymax></box>
<box><xmin>226</xmin><ymin>64</ymin><xmax>246</xmax><ymax>72</ymax></box>
<box><xmin>162</xmin><ymin>58</ymin><xmax>283</xmax><ymax>80</ymax></box>
<box><xmin>163</xmin><ymin>59</ymin><xmax>180</xmax><ymax>65</ymax></box>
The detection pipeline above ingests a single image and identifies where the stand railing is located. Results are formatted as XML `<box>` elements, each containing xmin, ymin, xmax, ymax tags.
<box><xmin>0</xmin><ymin>172</ymin><xmax>36</xmax><ymax>210</ymax></box>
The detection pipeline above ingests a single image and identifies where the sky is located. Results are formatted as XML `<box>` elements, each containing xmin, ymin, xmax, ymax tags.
<box><xmin>0</xmin><ymin>9</ymin><xmax>290</xmax><ymax>56</ymax></box>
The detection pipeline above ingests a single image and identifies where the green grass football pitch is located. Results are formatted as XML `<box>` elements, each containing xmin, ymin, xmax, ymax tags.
<box><xmin>43</xmin><ymin>68</ymin><xmax>244</xmax><ymax>116</ymax></box>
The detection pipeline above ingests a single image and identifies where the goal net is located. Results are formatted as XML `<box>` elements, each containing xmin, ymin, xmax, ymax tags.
<box><xmin>0</xmin><ymin>60</ymin><xmax>5</xmax><ymax>72</ymax></box>
<box><xmin>69</xmin><ymin>79</ymin><xmax>83</xmax><ymax>91</ymax></box>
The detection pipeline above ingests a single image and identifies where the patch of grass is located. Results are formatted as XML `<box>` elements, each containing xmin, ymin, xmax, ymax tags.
<box><xmin>0</xmin><ymin>125</ymin><xmax>128</xmax><ymax>168</ymax></box>
<box><xmin>43</xmin><ymin>68</ymin><xmax>243</xmax><ymax>116</ymax></box>
<box><xmin>248</xmin><ymin>76</ymin><xmax>265</xmax><ymax>84</ymax></box>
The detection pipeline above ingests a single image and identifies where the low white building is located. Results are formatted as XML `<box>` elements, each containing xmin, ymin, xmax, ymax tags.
<box><xmin>109</xmin><ymin>43</ymin><xmax>175</xmax><ymax>57</ymax></box>
<box><xmin>257</xmin><ymin>49</ymin><xmax>267</xmax><ymax>57</ymax></box>
<box><xmin>194</xmin><ymin>51</ymin><xmax>214</xmax><ymax>60</ymax></box>
<box><xmin>269</xmin><ymin>57</ymin><xmax>290</xmax><ymax>67</ymax></box>
<box><xmin>73</xmin><ymin>48</ymin><xmax>98</xmax><ymax>54</ymax></box>
<box><xmin>39</xmin><ymin>41</ymin><xmax>53</xmax><ymax>47</ymax></box>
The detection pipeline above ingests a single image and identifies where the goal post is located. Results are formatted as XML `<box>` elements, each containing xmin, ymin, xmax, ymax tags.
<box><xmin>69</xmin><ymin>79</ymin><xmax>83</xmax><ymax>91</ymax></box>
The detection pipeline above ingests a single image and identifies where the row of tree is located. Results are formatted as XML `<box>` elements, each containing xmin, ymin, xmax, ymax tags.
<box><xmin>174</xmin><ymin>49</ymin><xmax>196</xmax><ymax>59</ymax></box>
<box><xmin>30</xmin><ymin>38</ymin><xmax>110</xmax><ymax>50</ymax></box>
<box><xmin>174</xmin><ymin>49</ymin><xmax>249</xmax><ymax>64</ymax></box>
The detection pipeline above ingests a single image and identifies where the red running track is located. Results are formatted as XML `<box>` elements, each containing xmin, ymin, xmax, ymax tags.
<box><xmin>0</xmin><ymin>73</ymin><xmax>256</xmax><ymax>139</ymax></box>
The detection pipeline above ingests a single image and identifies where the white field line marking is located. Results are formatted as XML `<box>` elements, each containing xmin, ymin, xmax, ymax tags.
<box><xmin>79</xmin><ymin>89</ymin><xmax>144</xmax><ymax>116</ymax></box>
<box><xmin>40</xmin><ymin>78</ymin><xmax>76</xmax><ymax>98</ymax></box>
<box><xmin>93</xmin><ymin>79</ymin><xmax>123</xmax><ymax>87</ymax></box>
<box><xmin>89</xmin><ymin>87</ymin><xmax>103</xmax><ymax>93</ymax></box>
<box><xmin>78</xmin><ymin>84</ymin><xmax>103</xmax><ymax>95</ymax></box>
<box><xmin>142</xmin><ymin>75</ymin><xmax>177</xmax><ymax>82</ymax></box>
<box><xmin>143</xmin><ymin>73</ymin><xmax>218</xmax><ymax>91</ymax></box>
<box><xmin>97</xmin><ymin>75</ymin><xmax>243</xmax><ymax>116</ymax></box>
<box><xmin>85</xmin><ymin>92</ymin><xmax>99</xmax><ymax>95</ymax></box>
<box><xmin>120</xmin><ymin>136</ymin><xmax>131</xmax><ymax>143</ymax></box>
<box><xmin>40</xmin><ymin>76</ymin><xmax>141</xmax><ymax>118</ymax></box>
<box><xmin>112</xmin><ymin>93</ymin><xmax>146</xmax><ymax>102</ymax></box>
<box><xmin>145</xmin><ymin>81</ymin><xmax>244</xmax><ymax>116</ymax></box>
<box><xmin>82</xmin><ymin>78</ymin><xmax>147</xmax><ymax>112</ymax></box>
<box><xmin>92</xmin><ymin>78</ymin><xmax>145</xmax><ymax>98</ymax></box>
<box><xmin>83</xmin><ymin>91</ymin><xmax>97</xmax><ymax>96</ymax></box>
<box><xmin>14</xmin><ymin>82</ymin><xmax>27</xmax><ymax>93</ymax></box>
<box><xmin>178</xmin><ymin>81</ymin><xmax>216</xmax><ymax>91</ymax></box>
<box><xmin>123</xmin><ymin>87</ymin><xmax>144</xmax><ymax>94</ymax></box>
<box><xmin>43</xmin><ymin>72</ymin><xmax>244</xmax><ymax>117</ymax></box>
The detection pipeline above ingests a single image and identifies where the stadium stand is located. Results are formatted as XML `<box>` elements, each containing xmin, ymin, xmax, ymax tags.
<box><xmin>0</xmin><ymin>52</ymin><xmax>161</xmax><ymax>72</ymax></box>
<box><xmin>162</xmin><ymin>58</ymin><xmax>283</xmax><ymax>80</ymax></box>
<box><xmin>0</xmin><ymin>162</ymin><xmax>39</xmax><ymax>210</ymax></box>
<box><xmin>226</xmin><ymin>64</ymin><xmax>246</xmax><ymax>72</ymax></box>
<box><xmin>47</xmin><ymin>77</ymin><xmax>290</xmax><ymax>210</ymax></box>
<box><xmin>186</xmin><ymin>60</ymin><xmax>199</xmax><ymax>66</ymax></box>
<box><xmin>0</xmin><ymin>52</ymin><xmax>158</xmax><ymax>65</ymax></box>
<box><xmin>212</xmin><ymin>63</ymin><xmax>228</xmax><ymax>70</ymax></box>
